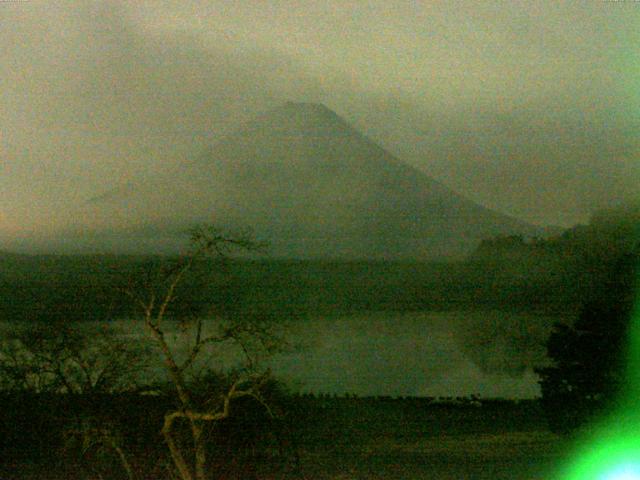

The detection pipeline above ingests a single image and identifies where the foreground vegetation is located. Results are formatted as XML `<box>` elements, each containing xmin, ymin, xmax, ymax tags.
<box><xmin>0</xmin><ymin>394</ymin><xmax>564</xmax><ymax>479</ymax></box>
<box><xmin>3</xmin><ymin>203</ymin><xmax>637</xmax><ymax>324</ymax></box>
<box><xmin>0</xmin><ymin>204</ymin><xmax>636</xmax><ymax>478</ymax></box>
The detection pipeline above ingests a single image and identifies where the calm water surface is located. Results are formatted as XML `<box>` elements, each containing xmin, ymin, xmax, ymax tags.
<box><xmin>3</xmin><ymin>310</ymin><xmax>565</xmax><ymax>398</ymax></box>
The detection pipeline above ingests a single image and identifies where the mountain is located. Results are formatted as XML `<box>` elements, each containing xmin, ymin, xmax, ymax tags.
<box><xmin>78</xmin><ymin>102</ymin><xmax>540</xmax><ymax>259</ymax></box>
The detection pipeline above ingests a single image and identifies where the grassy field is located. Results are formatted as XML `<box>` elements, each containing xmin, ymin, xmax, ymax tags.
<box><xmin>0</xmin><ymin>396</ymin><xmax>570</xmax><ymax>479</ymax></box>
<box><xmin>294</xmin><ymin>431</ymin><xmax>565</xmax><ymax>479</ymax></box>
<box><xmin>277</xmin><ymin>397</ymin><xmax>570</xmax><ymax>480</ymax></box>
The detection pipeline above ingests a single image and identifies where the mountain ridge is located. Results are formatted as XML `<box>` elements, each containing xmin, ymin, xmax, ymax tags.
<box><xmin>77</xmin><ymin>102</ymin><xmax>540</xmax><ymax>258</ymax></box>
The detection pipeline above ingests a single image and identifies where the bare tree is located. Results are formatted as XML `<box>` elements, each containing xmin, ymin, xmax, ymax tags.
<box><xmin>124</xmin><ymin>225</ymin><xmax>283</xmax><ymax>480</ymax></box>
<box><xmin>0</xmin><ymin>321</ymin><xmax>149</xmax><ymax>394</ymax></box>
<box><xmin>0</xmin><ymin>320</ymin><xmax>153</xmax><ymax>480</ymax></box>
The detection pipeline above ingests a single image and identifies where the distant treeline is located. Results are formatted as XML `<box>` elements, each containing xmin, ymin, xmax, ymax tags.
<box><xmin>0</xmin><ymin>256</ymin><xmax>579</xmax><ymax>324</ymax></box>
<box><xmin>469</xmin><ymin>203</ymin><xmax>638</xmax><ymax>308</ymax></box>
<box><xmin>0</xmin><ymin>203</ymin><xmax>637</xmax><ymax>323</ymax></box>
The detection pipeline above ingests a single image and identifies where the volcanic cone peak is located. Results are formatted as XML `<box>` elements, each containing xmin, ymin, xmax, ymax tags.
<box><xmin>82</xmin><ymin>102</ymin><xmax>539</xmax><ymax>259</ymax></box>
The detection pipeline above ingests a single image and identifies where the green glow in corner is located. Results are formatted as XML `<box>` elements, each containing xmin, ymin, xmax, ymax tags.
<box><xmin>560</xmin><ymin>422</ymin><xmax>640</xmax><ymax>479</ymax></box>
<box><xmin>560</xmin><ymin>262</ymin><xmax>640</xmax><ymax>480</ymax></box>
<box><xmin>602</xmin><ymin>464</ymin><xmax>640</xmax><ymax>480</ymax></box>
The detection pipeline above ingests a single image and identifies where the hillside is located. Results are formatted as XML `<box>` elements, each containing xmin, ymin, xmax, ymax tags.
<box><xmin>468</xmin><ymin>202</ymin><xmax>639</xmax><ymax>308</ymax></box>
<box><xmin>76</xmin><ymin>102</ymin><xmax>539</xmax><ymax>259</ymax></box>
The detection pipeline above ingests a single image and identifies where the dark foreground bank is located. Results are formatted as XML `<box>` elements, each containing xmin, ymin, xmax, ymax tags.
<box><xmin>0</xmin><ymin>393</ymin><xmax>567</xmax><ymax>479</ymax></box>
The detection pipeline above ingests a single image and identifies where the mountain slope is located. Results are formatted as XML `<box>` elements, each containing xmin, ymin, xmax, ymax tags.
<box><xmin>81</xmin><ymin>102</ymin><xmax>539</xmax><ymax>259</ymax></box>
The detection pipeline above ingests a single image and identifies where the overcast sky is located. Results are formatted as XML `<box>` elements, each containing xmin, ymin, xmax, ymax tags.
<box><xmin>2</xmin><ymin>0</ymin><xmax>639</xmax><ymax>244</ymax></box>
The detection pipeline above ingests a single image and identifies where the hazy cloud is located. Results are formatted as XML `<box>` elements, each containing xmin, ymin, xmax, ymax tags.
<box><xmin>2</xmin><ymin>0</ymin><xmax>639</xmax><ymax>244</ymax></box>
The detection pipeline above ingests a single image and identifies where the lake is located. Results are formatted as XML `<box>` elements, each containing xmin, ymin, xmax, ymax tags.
<box><xmin>9</xmin><ymin>309</ymin><xmax>566</xmax><ymax>399</ymax></box>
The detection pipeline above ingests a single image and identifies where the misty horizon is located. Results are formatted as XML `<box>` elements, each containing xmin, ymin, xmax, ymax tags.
<box><xmin>2</xmin><ymin>1</ymin><xmax>639</xmax><ymax>252</ymax></box>
<box><xmin>1</xmin><ymin>5</ymin><xmax>639</xmax><ymax>476</ymax></box>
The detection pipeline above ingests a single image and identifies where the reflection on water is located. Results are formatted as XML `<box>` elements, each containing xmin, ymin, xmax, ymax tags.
<box><xmin>1</xmin><ymin>310</ymin><xmax>563</xmax><ymax>398</ymax></box>
<box><xmin>270</xmin><ymin>311</ymin><xmax>558</xmax><ymax>399</ymax></box>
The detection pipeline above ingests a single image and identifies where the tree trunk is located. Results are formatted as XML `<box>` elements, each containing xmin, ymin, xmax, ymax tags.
<box><xmin>162</xmin><ymin>414</ymin><xmax>194</xmax><ymax>480</ymax></box>
<box><xmin>192</xmin><ymin>422</ymin><xmax>207</xmax><ymax>480</ymax></box>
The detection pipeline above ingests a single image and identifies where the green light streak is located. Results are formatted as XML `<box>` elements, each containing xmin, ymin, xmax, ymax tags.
<box><xmin>560</xmin><ymin>261</ymin><xmax>640</xmax><ymax>479</ymax></box>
